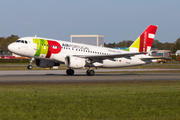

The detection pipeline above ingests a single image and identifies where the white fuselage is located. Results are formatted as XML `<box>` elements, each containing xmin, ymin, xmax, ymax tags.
<box><xmin>8</xmin><ymin>37</ymin><xmax>154</xmax><ymax>68</ymax></box>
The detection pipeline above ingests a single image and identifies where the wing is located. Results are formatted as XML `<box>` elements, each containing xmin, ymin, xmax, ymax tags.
<box><xmin>74</xmin><ymin>52</ymin><xmax>147</xmax><ymax>60</ymax></box>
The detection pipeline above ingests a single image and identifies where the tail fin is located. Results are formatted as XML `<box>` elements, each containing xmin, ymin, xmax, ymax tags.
<box><xmin>126</xmin><ymin>25</ymin><xmax>158</xmax><ymax>53</ymax></box>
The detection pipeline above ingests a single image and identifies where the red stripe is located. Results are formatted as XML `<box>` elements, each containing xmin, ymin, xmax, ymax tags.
<box><xmin>46</xmin><ymin>40</ymin><xmax>61</xmax><ymax>58</ymax></box>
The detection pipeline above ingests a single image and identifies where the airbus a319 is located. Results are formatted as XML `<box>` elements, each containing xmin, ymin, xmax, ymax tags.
<box><xmin>8</xmin><ymin>25</ymin><xmax>158</xmax><ymax>76</ymax></box>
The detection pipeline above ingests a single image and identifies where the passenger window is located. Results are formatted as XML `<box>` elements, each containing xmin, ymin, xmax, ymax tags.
<box><xmin>25</xmin><ymin>41</ymin><xmax>28</xmax><ymax>44</ymax></box>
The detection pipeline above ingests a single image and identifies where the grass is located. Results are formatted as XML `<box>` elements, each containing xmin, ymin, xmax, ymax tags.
<box><xmin>0</xmin><ymin>81</ymin><xmax>180</xmax><ymax>120</ymax></box>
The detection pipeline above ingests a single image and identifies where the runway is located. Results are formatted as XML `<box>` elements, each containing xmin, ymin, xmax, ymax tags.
<box><xmin>0</xmin><ymin>69</ymin><xmax>180</xmax><ymax>83</ymax></box>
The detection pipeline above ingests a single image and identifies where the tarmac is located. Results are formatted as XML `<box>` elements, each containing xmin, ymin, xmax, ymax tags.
<box><xmin>0</xmin><ymin>69</ymin><xmax>180</xmax><ymax>83</ymax></box>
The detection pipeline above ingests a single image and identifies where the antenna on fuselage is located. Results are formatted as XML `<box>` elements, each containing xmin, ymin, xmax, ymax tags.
<box><xmin>35</xmin><ymin>35</ymin><xmax>37</xmax><ymax>37</ymax></box>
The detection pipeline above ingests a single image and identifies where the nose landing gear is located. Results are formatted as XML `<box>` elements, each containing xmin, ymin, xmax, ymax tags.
<box><xmin>27</xmin><ymin>65</ymin><xmax>33</xmax><ymax>69</ymax></box>
<box><xmin>27</xmin><ymin>58</ymin><xmax>34</xmax><ymax>70</ymax></box>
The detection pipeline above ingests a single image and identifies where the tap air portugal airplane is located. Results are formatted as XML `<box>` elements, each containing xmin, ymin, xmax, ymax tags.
<box><xmin>8</xmin><ymin>25</ymin><xmax>158</xmax><ymax>76</ymax></box>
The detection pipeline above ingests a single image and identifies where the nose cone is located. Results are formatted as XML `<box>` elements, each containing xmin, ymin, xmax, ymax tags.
<box><xmin>8</xmin><ymin>43</ymin><xmax>14</xmax><ymax>52</ymax></box>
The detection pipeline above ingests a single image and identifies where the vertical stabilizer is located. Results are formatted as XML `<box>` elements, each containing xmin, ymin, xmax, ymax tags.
<box><xmin>126</xmin><ymin>25</ymin><xmax>158</xmax><ymax>53</ymax></box>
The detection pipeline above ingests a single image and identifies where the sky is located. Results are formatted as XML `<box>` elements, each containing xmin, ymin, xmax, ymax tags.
<box><xmin>0</xmin><ymin>0</ymin><xmax>180</xmax><ymax>43</ymax></box>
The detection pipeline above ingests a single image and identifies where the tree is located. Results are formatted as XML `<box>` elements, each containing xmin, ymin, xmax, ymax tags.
<box><xmin>172</xmin><ymin>38</ymin><xmax>180</xmax><ymax>53</ymax></box>
<box><xmin>152</xmin><ymin>39</ymin><xmax>163</xmax><ymax>49</ymax></box>
<box><xmin>0</xmin><ymin>35</ymin><xmax>19</xmax><ymax>54</ymax></box>
<box><xmin>104</xmin><ymin>42</ymin><xmax>116</xmax><ymax>48</ymax></box>
<box><xmin>152</xmin><ymin>40</ymin><xmax>174</xmax><ymax>52</ymax></box>
<box><xmin>162</xmin><ymin>42</ymin><xmax>174</xmax><ymax>52</ymax></box>
<box><xmin>105</xmin><ymin>40</ymin><xmax>133</xmax><ymax>48</ymax></box>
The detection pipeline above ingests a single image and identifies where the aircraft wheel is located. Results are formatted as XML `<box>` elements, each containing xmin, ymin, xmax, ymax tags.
<box><xmin>66</xmin><ymin>69</ymin><xmax>74</xmax><ymax>75</ymax></box>
<box><xmin>86</xmin><ymin>70</ymin><xmax>90</xmax><ymax>75</ymax></box>
<box><xmin>27</xmin><ymin>65</ymin><xmax>33</xmax><ymax>70</ymax></box>
<box><xmin>89</xmin><ymin>70</ymin><xmax>95</xmax><ymax>76</ymax></box>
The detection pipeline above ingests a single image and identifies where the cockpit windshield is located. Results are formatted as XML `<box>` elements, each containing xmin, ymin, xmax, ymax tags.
<box><xmin>16</xmin><ymin>40</ymin><xmax>28</xmax><ymax>44</ymax></box>
<box><xmin>16</xmin><ymin>40</ymin><xmax>21</xmax><ymax>42</ymax></box>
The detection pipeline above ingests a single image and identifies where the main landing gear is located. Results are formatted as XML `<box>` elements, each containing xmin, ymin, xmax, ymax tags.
<box><xmin>86</xmin><ymin>69</ymin><xmax>95</xmax><ymax>76</ymax></box>
<box><xmin>27</xmin><ymin>58</ymin><xmax>34</xmax><ymax>70</ymax></box>
<box><xmin>66</xmin><ymin>68</ymin><xmax>95</xmax><ymax>76</ymax></box>
<box><xmin>66</xmin><ymin>69</ymin><xmax>74</xmax><ymax>75</ymax></box>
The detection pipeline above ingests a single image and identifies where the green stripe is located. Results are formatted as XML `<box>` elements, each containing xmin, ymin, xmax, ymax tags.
<box><xmin>33</xmin><ymin>39</ymin><xmax>48</xmax><ymax>57</ymax></box>
<box><xmin>40</xmin><ymin>39</ymin><xmax>48</xmax><ymax>55</ymax></box>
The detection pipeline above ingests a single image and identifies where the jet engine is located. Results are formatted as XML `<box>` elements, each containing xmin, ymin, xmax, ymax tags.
<box><xmin>35</xmin><ymin>59</ymin><xmax>60</xmax><ymax>68</ymax></box>
<box><xmin>65</xmin><ymin>56</ymin><xmax>86</xmax><ymax>68</ymax></box>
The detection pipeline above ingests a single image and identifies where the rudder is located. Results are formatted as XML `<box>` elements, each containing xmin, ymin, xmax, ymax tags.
<box><xmin>127</xmin><ymin>25</ymin><xmax>158</xmax><ymax>53</ymax></box>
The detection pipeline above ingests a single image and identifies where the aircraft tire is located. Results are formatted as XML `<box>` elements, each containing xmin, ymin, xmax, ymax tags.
<box><xmin>27</xmin><ymin>65</ymin><xmax>33</xmax><ymax>70</ymax></box>
<box><xmin>86</xmin><ymin>70</ymin><xmax>90</xmax><ymax>75</ymax></box>
<box><xmin>66</xmin><ymin>69</ymin><xmax>74</xmax><ymax>75</ymax></box>
<box><xmin>89</xmin><ymin>70</ymin><xmax>95</xmax><ymax>76</ymax></box>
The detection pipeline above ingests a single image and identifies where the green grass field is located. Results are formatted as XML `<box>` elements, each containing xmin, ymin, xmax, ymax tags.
<box><xmin>0</xmin><ymin>81</ymin><xmax>180</xmax><ymax>120</ymax></box>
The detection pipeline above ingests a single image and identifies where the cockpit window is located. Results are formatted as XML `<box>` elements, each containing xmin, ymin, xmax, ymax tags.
<box><xmin>16</xmin><ymin>40</ymin><xmax>21</xmax><ymax>42</ymax></box>
<box><xmin>16</xmin><ymin>40</ymin><xmax>28</xmax><ymax>44</ymax></box>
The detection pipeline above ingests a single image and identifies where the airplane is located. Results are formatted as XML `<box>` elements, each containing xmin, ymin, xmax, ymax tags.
<box><xmin>8</xmin><ymin>25</ymin><xmax>158</xmax><ymax>76</ymax></box>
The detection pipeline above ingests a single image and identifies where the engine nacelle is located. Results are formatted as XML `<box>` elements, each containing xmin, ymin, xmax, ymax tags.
<box><xmin>35</xmin><ymin>59</ymin><xmax>60</xmax><ymax>68</ymax></box>
<box><xmin>65</xmin><ymin>56</ymin><xmax>86</xmax><ymax>68</ymax></box>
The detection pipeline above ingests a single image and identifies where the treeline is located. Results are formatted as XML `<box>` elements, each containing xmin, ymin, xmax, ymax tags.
<box><xmin>105</xmin><ymin>38</ymin><xmax>180</xmax><ymax>53</ymax></box>
<box><xmin>0</xmin><ymin>35</ymin><xmax>19</xmax><ymax>54</ymax></box>
<box><xmin>0</xmin><ymin>35</ymin><xmax>180</xmax><ymax>54</ymax></box>
<box><xmin>104</xmin><ymin>40</ymin><xmax>133</xmax><ymax>48</ymax></box>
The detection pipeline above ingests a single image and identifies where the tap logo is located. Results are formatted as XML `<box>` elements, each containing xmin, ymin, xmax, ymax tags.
<box><xmin>126</xmin><ymin>25</ymin><xmax>157</xmax><ymax>53</ymax></box>
<box><xmin>33</xmin><ymin>39</ymin><xmax>61</xmax><ymax>58</ymax></box>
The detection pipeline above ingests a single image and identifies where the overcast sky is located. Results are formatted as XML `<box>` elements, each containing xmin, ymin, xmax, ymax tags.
<box><xmin>0</xmin><ymin>0</ymin><xmax>180</xmax><ymax>43</ymax></box>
